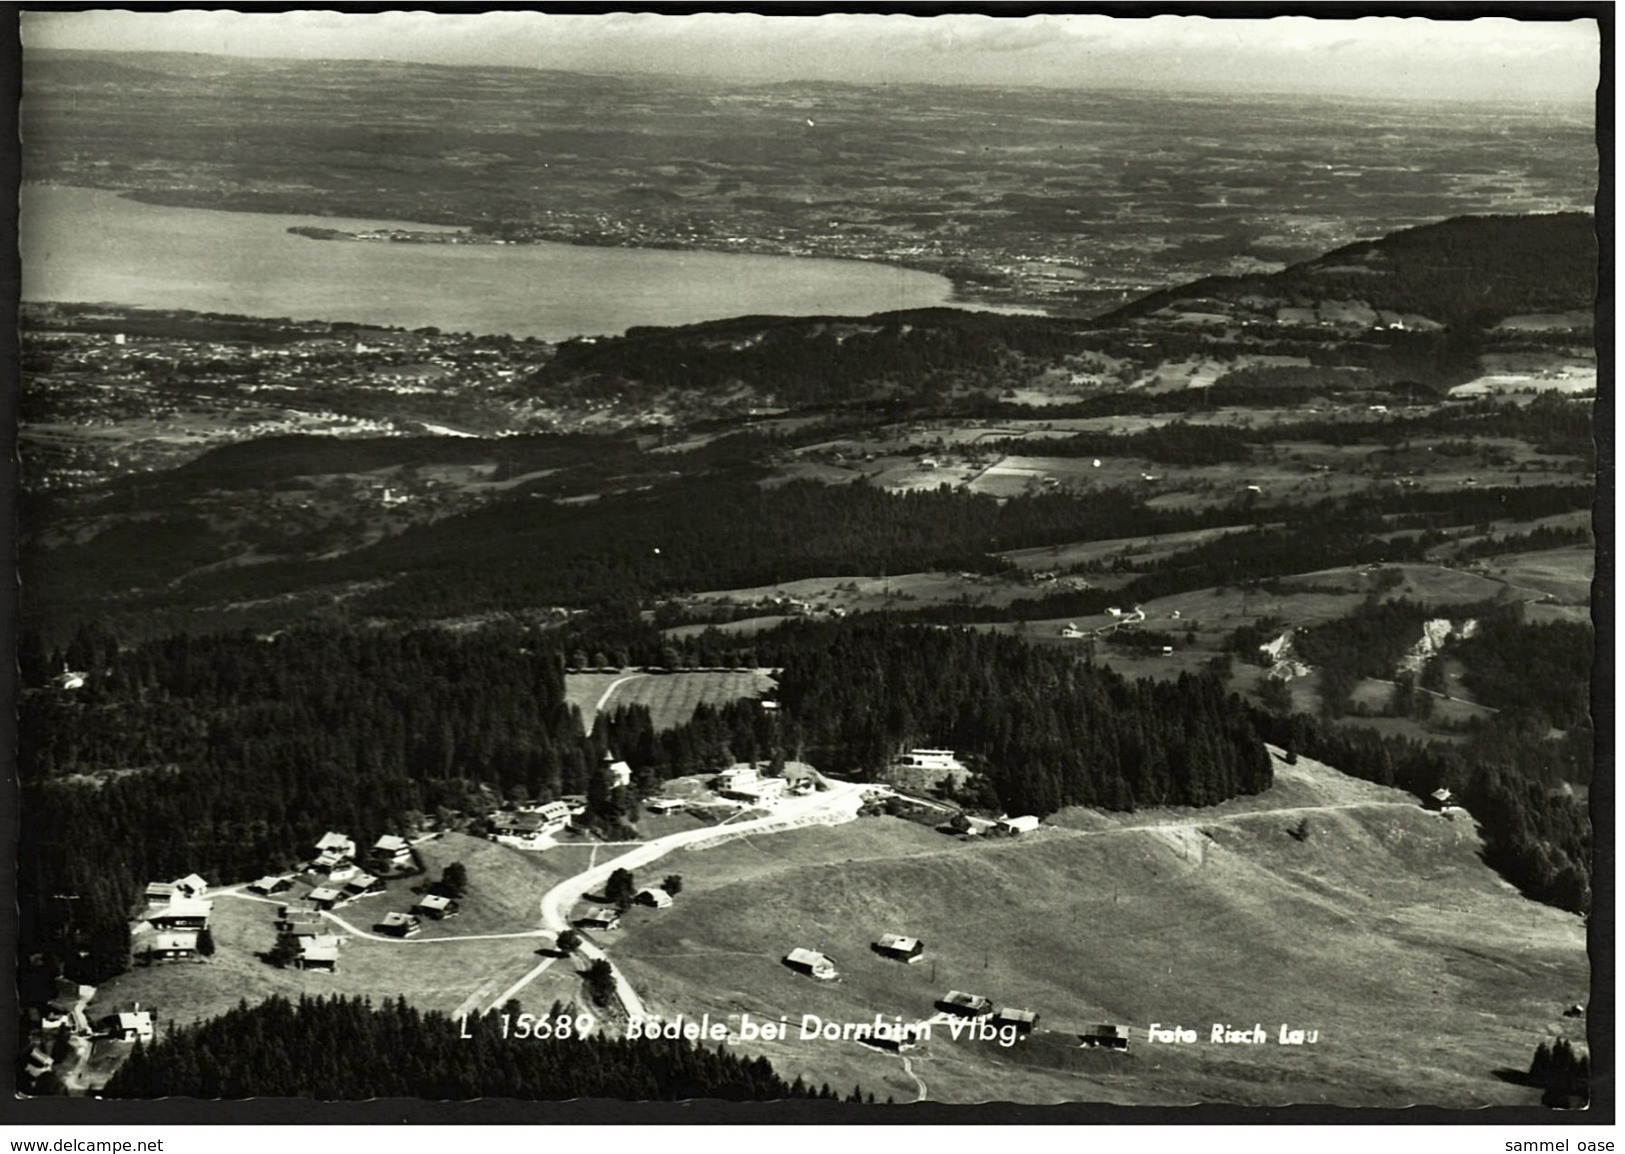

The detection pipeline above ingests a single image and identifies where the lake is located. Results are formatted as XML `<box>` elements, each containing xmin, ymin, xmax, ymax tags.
<box><xmin>20</xmin><ymin>185</ymin><xmax>967</xmax><ymax>341</ymax></box>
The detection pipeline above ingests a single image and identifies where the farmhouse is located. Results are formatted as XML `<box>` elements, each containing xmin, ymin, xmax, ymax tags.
<box><xmin>105</xmin><ymin>1009</ymin><xmax>155</xmax><ymax>1043</ymax></box>
<box><xmin>249</xmin><ymin>874</ymin><xmax>296</xmax><ymax>896</ymax></box>
<box><xmin>1081</xmin><ymin>1023</ymin><xmax>1131</xmax><ymax>1050</ymax></box>
<box><xmin>144</xmin><ymin>882</ymin><xmax>176</xmax><ymax>904</ymax></box>
<box><xmin>306</xmin><ymin>886</ymin><xmax>343</xmax><ymax>911</ymax></box>
<box><xmin>297</xmin><ymin>939</ymin><xmax>340</xmax><ymax>973</ymax></box>
<box><xmin>993</xmin><ymin>1008</ymin><xmax>1040</xmax><ymax>1036</ymax></box>
<box><xmin>939</xmin><ymin>990</ymin><xmax>994</xmax><ymax>1018</ymax></box>
<box><xmin>412</xmin><ymin>894</ymin><xmax>459</xmax><ymax>920</ymax></box>
<box><xmin>147</xmin><ymin>931</ymin><xmax>199</xmax><ymax>962</ymax></box>
<box><xmin>343</xmin><ymin>872</ymin><xmax>385</xmax><ymax>899</ymax></box>
<box><xmin>371</xmin><ymin>834</ymin><xmax>413</xmax><ymax>870</ymax></box>
<box><xmin>636</xmin><ymin>888</ymin><xmax>674</xmax><ymax>908</ymax></box>
<box><xmin>326</xmin><ymin>862</ymin><xmax>361</xmax><ymax>884</ymax></box>
<box><xmin>172</xmin><ymin>873</ymin><xmax>208</xmax><ymax>898</ymax></box>
<box><xmin>784</xmin><ymin>948</ymin><xmax>838</xmax><ymax>980</ymax></box>
<box><xmin>874</xmin><ymin>934</ymin><xmax>924</xmax><ymax>963</ymax></box>
<box><xmin>997</xmin><ymin>815</ymin><xmax>1041</xmax><ymax>835</ymax></box>
<box><xmin>577</xmin><ymin>907</ymin><xmax>622</xmax><ymax>930</ymax></box>
<box><xmin>150</xmin><ymin>897</ymin><xmax>212</xmax><ymax>931</ymax></box>
<box><xmin>1060</xmin><ymin>624</ymin><xmax>1087</xmax><ymax>639</ymax></box>
<box><xmin>378</xmin><ymin>912</ymin><xmax>422</xmax><ymax>938</ymax></box>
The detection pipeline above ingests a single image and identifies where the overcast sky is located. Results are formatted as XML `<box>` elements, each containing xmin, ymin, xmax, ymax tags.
<box><xmin>20</xmin><ymin>9</ymin><xmax>1600</xmax><ymax>104</ymax></box>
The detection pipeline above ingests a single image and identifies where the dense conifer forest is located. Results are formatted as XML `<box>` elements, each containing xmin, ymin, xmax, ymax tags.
<box><xmin>102</xmin><ymin>995</ymin><xmax>863</xmax><ymax>1102</ymax></box>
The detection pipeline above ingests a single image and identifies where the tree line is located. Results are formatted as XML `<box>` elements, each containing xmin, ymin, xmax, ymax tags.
<box><xmin>103</xmin><ymin>994</ymin><xmax>873</xmax><ymax>1102</ymax></box>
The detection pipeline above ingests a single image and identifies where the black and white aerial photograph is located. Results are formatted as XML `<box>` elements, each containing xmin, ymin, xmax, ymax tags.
<box><xmin>8</xmin><ymin>4</ymin><xmax>1605</xmax><ymax>1127</ymax></box>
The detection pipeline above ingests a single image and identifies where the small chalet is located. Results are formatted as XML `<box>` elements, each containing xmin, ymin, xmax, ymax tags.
<box><xmin>343</xmin><ymin>872</ymin><xmax>385</xmax><ymax>899</ymax></box>
<box><xmin>411</xmin><ymin>894</ymin><xmax>459</xmax><ymax>920</ymax></box>
<box><xmin>874</xmin><ymin>934</ymin><xmax>924</xmax><ymax>963</ymax></box>
<box><xmin>306</xmin><ymin>886</ymin><xmax>343</xmax><ymax>911</ymax></box>
<box><xmin>172</xmin><ymin>873</ymin><xmax>209</xmax><ymax>898</ymax></box>
<box><xmin>645</xmin><ymin>798</ymin><xmax>686</xmax><ymax>815</ymax></box>
<box><xmin>282</xmin><ymin>913</ymin><xmax>326</xmax><ymax>938</ymax></box>
<box><xmin>249</xmin><ymin>875</ymin><xmax>295</xmax><ymax>896</ymax></box>
<box><xmin>377</xmin><ymin>912</ymin><xmax>422</xmax><ymax>938</ymax></box>
<box><xmin>371</xmin><ymin>834</ymin><xmax>413</xmax><ymax>870</ymax></box>
<box><xmin>993</xmin><ymin>1008</ymin><xmax>1040</xmax><ymax>1036</ymax></box>
<box><xmin>606</xmin><ymin>759</ymin><xmax>633</xmax><ymax>789</ymax></box>
<box><xmin>997</xmin><ymin>815</ymin><xmax>1041</xmax><ymax>835</ymax></box>
<box><xmin>636</xmin><ymin>888</ymin><xmax>673</xmax><ymax>909</ymax></box>
<box><xmin>105</xmin><ymin>1009</ymin><xmax>155</xmax><ymax>1044</ymax></box>
<box><xmin>144</xmin><ymin>882</ymin><xmax>176</xmax><ymax>904</ymax></box>
<box><xmin>939</xmin><ymin>990</ymin><xmax>994</xmax><ymax>1018</ymax></box>
<box><xmin>151</xmin><ymin>897</ymin><xmax>212</xmax><ymax>931</ymax></box>
<box><xmin>784</xmin><ymin>948</ymin><xmax>838</xmax><ymax>980</ymax></box>
<box><xmin>326</xmin><ymin>862</ymin><xmax>361</xmax><ymax>884</ymax></box>
<box><xmin>297</xmin><ymin>938</ymin><xmax>340</xmax><ymax>973</ymax></box>
<box><xmin>1425</xmin><ymin>788</ymin><xmax>1457</xmax><ymax>812</ymax></box>
<box><xmin>315</xmin><ymin>831</ymin><xmax>357</xmax><ymax>859</ymax></box>
<box><xmin>1080</xmin><ymin>1023</ymin><xmax>1130</xmax><ymax>1050</ymax></box>
<box><xmin>147</xmin><ymin>931</ymin><xmax>199</xmax><ymax>962</ymax></box>
<box><xmin>577</xmin><ymin>907</ymin><xmax>621</xmax><ymax>931</ymax></box>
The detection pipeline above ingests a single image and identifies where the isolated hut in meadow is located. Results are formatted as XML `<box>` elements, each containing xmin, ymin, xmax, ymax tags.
<box><xmin>1081</xmin><ymin>1023</ymin><xmax>1131</xmax><ymax>1050</ymax></box>
<box><xmin>784</xmin><ymin>948</ymin><xmax>838</xmax><ymax>980</ymax></box>
<box><xmin>938</xmin><ymin>990</ymin><xmax>994</xmax><ymax>1017</ymax></box>
<box><xmin>873</xmin><ymin>934</ymin><xmax>924</xmax><ymax>963</ymax></box>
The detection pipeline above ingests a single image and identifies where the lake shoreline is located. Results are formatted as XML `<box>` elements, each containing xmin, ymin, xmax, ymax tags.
<box><xmin>21</xmin><ymin>184</ymin><xmax>1021</xmax><ymax>341</ymax></box>
<box><xmin>91</xmin><ymin>183</ymin><xmax>1046</xmax><ymax>318</ymax></box>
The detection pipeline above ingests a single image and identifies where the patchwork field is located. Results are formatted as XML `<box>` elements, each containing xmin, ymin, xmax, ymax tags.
<box><xmin>609</xmin><ymin>749</ymin><xmax>1588</xmax><ymax>1106</ymax></box>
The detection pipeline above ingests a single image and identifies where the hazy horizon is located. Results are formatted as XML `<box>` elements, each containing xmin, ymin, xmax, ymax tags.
<box><xmin>20</xmin><ymin>11</ymin><xmax>1601</xmax><ymax>106</ymax></box>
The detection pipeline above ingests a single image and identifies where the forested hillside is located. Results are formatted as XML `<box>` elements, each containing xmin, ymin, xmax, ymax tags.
<box><xmin>19</xmin><ymin>619</ymin><xmax>1273</xmax><ymax>988</ymax></box>
<box><xmin>104</xmin><ymin>995</ymin><xmax>864</xmax><ymax>1102</ymax></box>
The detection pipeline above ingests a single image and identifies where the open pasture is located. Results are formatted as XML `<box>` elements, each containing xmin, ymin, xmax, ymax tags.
<box><xmin>611</xmin><ymin>750</ymin><xmax>1586</xmax><ymax>1106</ymax></box>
